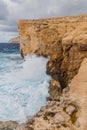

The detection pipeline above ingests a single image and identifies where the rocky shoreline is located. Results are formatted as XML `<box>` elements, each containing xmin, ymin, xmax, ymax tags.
<box><xmin>16</xmin><ymin>58</ymin><xmax>87</xmax><ymax>130</ymax></box>
<box><xmin>0</xmin><ymin>85</ymin><xmax>78</xmax><ymax>130</ymax></box>
<box><xmin>16</xmin><ymin>94</ymin><xmax>78</xmax><ymax>130</ymax></box>
<box><xmin>1</xmin><ymin>58</ymin><xmax>87</xmax><ymax>130</ymax></box>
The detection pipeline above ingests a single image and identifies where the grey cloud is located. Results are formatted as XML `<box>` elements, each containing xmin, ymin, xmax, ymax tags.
<box><xmin>0</xmin><ymin>0</ymin><xmax>9</xmax><ymax>20</ymax></box>
<box><xmin>1</xmin><ymin>0</ymin><xmax>87</xmax><ymax>41</ymax></box>
<box><xmin>11</xmin><ymin>0</ymin><xmax>24</xmax><ymax>3</ymax></box>
<box><xmin>58</xmin><ymin>0</ymin><xmax>87</xmax><ymax>16</ymax></box>
<box><xmin>9</xmin><ymin>0</ymin><xmax>87</xmax><ymax>20</ymax></box>
<box><xmin>0</xmin><ymin>25</ymin><xmax>18</xmax><ymax>32</ymax></box>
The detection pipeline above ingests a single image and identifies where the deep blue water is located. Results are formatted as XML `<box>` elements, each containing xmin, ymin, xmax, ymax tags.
<box><xmin>0</xmin><ymin>43</ymin><xmax>50</xmax><ymax>123</ymax></box>
<box><xmin>0</xmin><ymin>43</ymin><xmax>20</xmax><ymax>54</ymax></box>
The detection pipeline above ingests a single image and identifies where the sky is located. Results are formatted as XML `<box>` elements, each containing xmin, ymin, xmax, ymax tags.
<box><xmin>0</xmin><ymin>0</ymin><xmax>87</xmax><ymax>42</ymax></box>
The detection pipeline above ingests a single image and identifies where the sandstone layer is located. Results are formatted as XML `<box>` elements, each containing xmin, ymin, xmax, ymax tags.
<box><xmin>18</xmin><ymin>15</ymin><xmax>87</xmax><ymax>130</ymax></box>
<box><xmin>9</xmin><ymin>36</ymin><xmax>20</xmax><ymax>43</ymax></box>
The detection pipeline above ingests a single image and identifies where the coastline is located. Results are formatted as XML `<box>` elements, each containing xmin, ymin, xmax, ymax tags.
<box><xmin>0</xmin><ymin>14</ymin><xmax>87</xmax><ymax>130</ymax></box>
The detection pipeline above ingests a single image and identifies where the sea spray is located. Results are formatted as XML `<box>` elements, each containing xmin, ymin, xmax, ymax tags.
<box><xmin>0</xmin><ymin>49</ymin><xmax>51</xmax><ymax>123</ymax></box>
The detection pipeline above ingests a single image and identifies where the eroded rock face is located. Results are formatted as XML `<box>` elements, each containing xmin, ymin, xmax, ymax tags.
<box><xmin>16</xmin><ymin>94</ymin><xmax>78</xmax><ymax>130</ymax></box>
<box><xmin>69</xmin><ymin>58</ymin><xmax>87</xmax><ymax>130</ymax></box>
<box><xmin>16</xmin><ymin>58</ymin><xmax>87</xmax><ymax>130</ymax></box>
<box><xmin>18</xmin><ymin>15</ymin><xmax>87</xmax><ymax>88</ymax></box>
<box><xmin>18</xmin><ymin>15</ymin><xmax>87</xmax><ymax>130</ymax></box>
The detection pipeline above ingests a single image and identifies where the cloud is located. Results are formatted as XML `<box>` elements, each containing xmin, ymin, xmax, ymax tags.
<box><xmin>11</xmin><ymin>0</ymin><xmax>24</xmax><ymax>3</ymax></box>
<box><xmin>57</xmin><ymin>0</ymin><xmax>87</xmax><ymax>16</ymax></box>
<box><xmin>0</xmin><ymin>0</ymin><xmax>9</xmax><ymax>20</ymax></box>
<box><xmin>8</xmin><ymin>0</ymin><xmax>87</xmax><ymax>18</ymax></box>
<box><xmin>0</xmin><ymin>25</ymin><xmax>18</xmax><ymax>32</ymax></box>
<box><xmin>0</xmin><ymin>0</ymin><xmax>87</xmax><ymax>42</ymax></box>
<box><xmin>0</xmin><ymin>31</ymin><xmax>18</xmax><ymax>42</ymax></box>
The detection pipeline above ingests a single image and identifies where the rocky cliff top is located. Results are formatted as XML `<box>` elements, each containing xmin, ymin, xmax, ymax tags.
<box><xmin>18</xmin><ymin>14</ymin><xmax>87</xmax><ymax>56</ymax></box>
<box><xmin>19</xmin><ymin>14</ymin><xmax>87</xmax><ymax>23</ymax></box>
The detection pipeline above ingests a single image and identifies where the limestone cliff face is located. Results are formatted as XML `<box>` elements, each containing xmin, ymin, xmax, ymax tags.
<box><xmin>69</xmin><ymin>58</ymin><xmax>87</xmax><ymax>130</ymax></box>
<box><xmin>9</xmin><ymin>36</ymin><xmax>20</xmax><ymax>43</ymax></box>
<box><xmin>18</xmin><ymin>15</ymin><xmax>87</xmax><ymax>130</ymax></box>
<box><xmin>18</xmin><ymin>15</ymin><xmax>87</xmax><ymax>88</ymax></box>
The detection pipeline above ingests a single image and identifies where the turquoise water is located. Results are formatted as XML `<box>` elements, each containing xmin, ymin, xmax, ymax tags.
<box><xmin>0</xmin><ymin>43</ymin><xmax>51</xmax><ymax>123</ymax></box>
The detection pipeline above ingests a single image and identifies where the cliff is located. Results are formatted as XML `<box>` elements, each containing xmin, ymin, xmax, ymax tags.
<box><xmin>69</xmin><ymin>58</ymin><xmax>87</xmax><ymax>130</ymax></box>
<box><xmin>9</xmin><ymin>36</ymin><xmax>20</xmax><ymax>43</ymax></box>
<box><xmin>18</xmin><ymin>15</ymin><xmax>87</xmax><ymax>88</ymax></box>
<box><xmin>18</xmin><ymin>15</ymin><xmax>87</xmax><ymax>130</ymax></box>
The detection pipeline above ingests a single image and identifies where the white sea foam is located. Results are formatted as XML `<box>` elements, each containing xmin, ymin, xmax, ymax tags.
<box><xmin>0</xmin><ymin>54</ymin><xmax>51</xmax><ymax>123</ymax></box>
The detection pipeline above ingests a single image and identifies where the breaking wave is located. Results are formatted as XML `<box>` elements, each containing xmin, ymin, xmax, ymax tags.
<box><xmin>0</xmin><ymin>52</ymin><xmax>51</xmax><ymax>123</ymax></box>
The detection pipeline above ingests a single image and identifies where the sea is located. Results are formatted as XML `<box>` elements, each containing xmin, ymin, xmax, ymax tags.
<box><xmin>0</xmin><ymin>43</ymin><xmax>51</xmax><ymax>123</ymax></box>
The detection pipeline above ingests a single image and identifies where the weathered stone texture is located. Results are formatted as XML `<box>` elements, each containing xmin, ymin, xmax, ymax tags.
<box><xmin>69</xmin><ymin>58</ymin><xmax>87</xmax><ymax>130</ymax></box>
<box><xmin>18</xmin><ymin>15</ymin><xmax>87</xmax><ymax>87</ymax></box>
<box><xmin>16</xmin><ymin>58</ymin><xmax>87</xmax><ymax>130</ymax></box>
<box><xmin>18</xmin><ymin>15</ymin><xmax>87</xmax><ymax>130</ymax></box>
